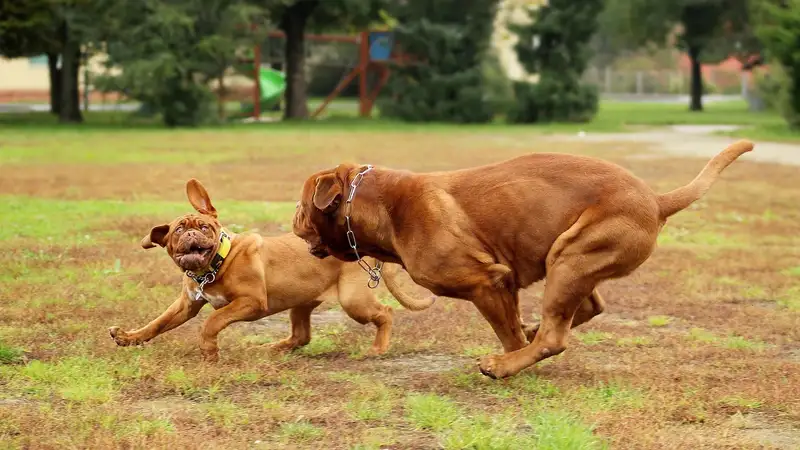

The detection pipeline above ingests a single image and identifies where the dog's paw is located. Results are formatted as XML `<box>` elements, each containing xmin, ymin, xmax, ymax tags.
<box><xmin>109</xmin><ymin>326</ymin><xmax>135</xmax><ymax>347</ymax></box>
<box><xmin>478</xmin><ymin>355</ymin><xmax>515</xmax><ymax>379</ymax></box>
<box><xmin>268</xmin><ymin>339</ymin><xmax>300</xmax><ymax>354</ymax></box>
<box><xmin>201</xmin><ymin>351</ymin><xmax>220</xmax><ymax>364</ymax></box>
<box><xmin>364</xmin><ymin>344</ymin><xmax>389</xmax><ymax>358</ymax></box>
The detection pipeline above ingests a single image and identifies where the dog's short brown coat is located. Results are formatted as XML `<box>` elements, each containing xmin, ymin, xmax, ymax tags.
<box><xmin>293</xmin><ymin>140</ymin><xmax>754</xmax><ymax>378</ymax></box>
<box><xmin>109</xmin><ymin>179</ymin><xmax>433</xmax><ymax>361</ymax></box>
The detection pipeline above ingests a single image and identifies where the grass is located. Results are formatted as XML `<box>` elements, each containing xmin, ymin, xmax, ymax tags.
<box><xmin>575</xmin><ymin>330</ymin><xmax>614</xmax><ymax>345</ymax></box>
<box><xmin>0</xmin><ymin>343</ymin><xmax>24</xmax><ymax>364</ymax></box>
<box><xmin>2</xmin><ymin>99</ymin><xmax>796</xmax><ymax>141</ymax></box>
<box><xmin>1</xmin><ymin>120</ymin><xmax>799</xmax><ymax>448</ymax></box>
<box><xmin>404</xmin><ymin>393</ymin><xmax>460</xmax><ymax>432</ymax></box>
<box><xmin>647</xmin><ymin>315</ymin><xmax>673</xmax><ymax>327</ymax></box>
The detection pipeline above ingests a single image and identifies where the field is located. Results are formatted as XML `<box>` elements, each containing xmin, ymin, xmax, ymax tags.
<box><xmin>1</xmin><ymin>114</ymin><xmax>800</xmax><ymax>449</ymax></box>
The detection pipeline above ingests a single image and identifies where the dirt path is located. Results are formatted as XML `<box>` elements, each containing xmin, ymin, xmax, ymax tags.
<box><xmin>554</xmin><ymin>125</ymin><xmax>800</xmax><ymax>166</ymax></box>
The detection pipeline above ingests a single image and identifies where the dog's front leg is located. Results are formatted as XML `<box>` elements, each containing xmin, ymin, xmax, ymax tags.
<box><xmin>198</xmin><ymin>296</ymin><xmax>268</xmax><ymax>362</ymax></box>
<box><xmin>109</xmin><ymin>292</ymin><xmax>204</xmax><ymax>346</ymax></box>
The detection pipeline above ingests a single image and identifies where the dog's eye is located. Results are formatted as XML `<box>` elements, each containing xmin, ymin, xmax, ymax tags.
<box><xmin>200</xmin><ymin>225</ymin><xmax>209</xmax><ymax>232</ymax></box>
<box><xmin>175</xmin><ymin>226</ymin><xmax>184</xmax><ymax>234</ymax></box>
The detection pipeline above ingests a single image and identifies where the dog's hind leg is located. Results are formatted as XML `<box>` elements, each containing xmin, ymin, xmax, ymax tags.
<box><xmin>571</xmin><ymin>288</ymin><xmax>606</xmax><ymax>328</ymax></box>
<box><xmin>522</xmin><ymin>288</ymin><xmax>606</xmax><ymax>342</ymax></box>
<box><xmin>338</xmin><ymin>281</ymin><xmax>394</xmax><ymax>356</ymax></box>
<box><xmin>270</xmin><ymin>301</ymin><xmax>324</xmax><ymax>353</ymax></box>
<box><xmin>479</xmin><ymin>212</ymin><xmax>655</xmax><ymax>378</ymax></box>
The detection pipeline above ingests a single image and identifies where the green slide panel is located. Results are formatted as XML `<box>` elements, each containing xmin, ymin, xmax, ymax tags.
<box><xmin>240</xmin><ymin>66</ymin><xmax>286</xmax><ymax>115</ymax></box>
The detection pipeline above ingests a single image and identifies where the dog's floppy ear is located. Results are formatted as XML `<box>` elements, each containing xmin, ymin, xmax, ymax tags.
<box><xmin>186</xmin><ymin>178</ymin><xmax>218</xmax><ymax>218</ymax></box>
<box><xmin>313</xmin><ymin>173</ymin><xmax>343</xmax><ymax>213</ymax></box>
<box><xmin>141</xmin><ymin>224</ymin><xmax>170</xmax><ymax>249</ymax></box>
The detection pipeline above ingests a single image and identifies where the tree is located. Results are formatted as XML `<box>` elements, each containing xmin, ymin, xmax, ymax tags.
<box><xmin>0</xmin><ymin>0</ymin><xmax>101</xmax><ymax>122</ymax></box>
<box><xmin>754</xmin><ymin>0</ymin><xmax>800</xmax><ymax>128</ymax></box>
<box><xmin>607</xmin><ymin>0</ymin><xmax>753</xmax><ymax>112</ymax></box>
<box><xmin>269</xmin><ymin>0</ymin><xmax>386</xmax><ymax>120</ymax></box>
<box><xmin>377</xmin><ymin>0</ymin><xmax>499</xmax><ymax>123</ymax></box>
<box><xmin>506</xmin><ymin>0</ymin><xmax>603</xmax><ymax>123</ymax></box>
<box><xmin>96</xmin><ymin>0</ymin><xmax>268</xmax><ymax>127</ymax></box>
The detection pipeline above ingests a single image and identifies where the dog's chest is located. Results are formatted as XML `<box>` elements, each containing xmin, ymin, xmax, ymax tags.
<box><xmin>187</xmin><ymin>286</ymin><xmax>230</xmax><ymax>309</ymax></box>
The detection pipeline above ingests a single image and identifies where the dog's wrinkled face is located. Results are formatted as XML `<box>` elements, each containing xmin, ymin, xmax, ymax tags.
<box><xmin>293</xmin><ymin>165</ymin><xmax>358</xmax><ymax>261</ymax></box>
<box><xmin>142</xmin><ymin>178</ymin><xmax>223</xmax><ymax>272</ymax></box>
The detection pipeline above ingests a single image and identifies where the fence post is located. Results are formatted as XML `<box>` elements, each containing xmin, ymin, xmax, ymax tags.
<box><xmin>741</xmin><ymin>71</ymin><xmax>748</xmax><ymax>98</ymax></box>
<box><xmin>636</xmin><ymin>71</ymin><xmax>643</xmax><ymax>95</ymax></box>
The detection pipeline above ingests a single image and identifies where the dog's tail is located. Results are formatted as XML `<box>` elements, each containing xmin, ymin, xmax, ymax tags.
<box><xmin>381</xmin><ymin>264</ymin><xmax>436</xmax><ymax>311</ymax></box>
<box><xmin>656</xmin><ymin>140</ymin><xmax>754</xmax><ymax>220</ymax></box>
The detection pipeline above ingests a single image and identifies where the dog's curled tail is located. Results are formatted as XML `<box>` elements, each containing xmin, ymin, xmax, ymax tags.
<box><xmin>657</xmin><ymin>140</ymin><xmax>754</xmax><ymax>220</ymax></box>
<box><xmin>382</xmin><ymin>264</ymin><xmax>436</xmax><ymax>311</ymax></box>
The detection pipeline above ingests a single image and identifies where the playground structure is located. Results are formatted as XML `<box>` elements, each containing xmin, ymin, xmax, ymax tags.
<box><xmin>242</xmin><ymin>30</ymin><xmax>401</xmax><ymax>120</ymax></box>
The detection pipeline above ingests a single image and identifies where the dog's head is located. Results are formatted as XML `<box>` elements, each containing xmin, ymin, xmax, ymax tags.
<box><xmin>293</xmin><ymin>164</ymin><xmax>361</xmax><ymax>261</ymax></box>
<box><xmin>142</xmin><ymin>179</ymin><xmax>224</xmax><ymax>272</ymax></box>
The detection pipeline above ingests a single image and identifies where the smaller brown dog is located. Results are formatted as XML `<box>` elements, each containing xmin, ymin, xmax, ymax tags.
<box><xmin>109</xmin><ymin>179</ymin><xmax>433</xmax><ymax>361</ymax></box>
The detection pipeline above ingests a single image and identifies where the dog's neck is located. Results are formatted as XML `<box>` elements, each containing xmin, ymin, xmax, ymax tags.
<box><xmin>186</xmin><ymin>227</ymin><xmax>233</xmax><ymax>283</ymax></box>
<box><xmin>340</xmin><ymin>169</ymin><xmax>414</xmax><ymax>264</ymax></box>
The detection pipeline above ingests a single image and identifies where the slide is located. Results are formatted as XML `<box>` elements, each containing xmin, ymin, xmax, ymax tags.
<box><xmin>239</xmin><ymin>65</ymin><xmax>286</xmax><ymax>116</ymax></box>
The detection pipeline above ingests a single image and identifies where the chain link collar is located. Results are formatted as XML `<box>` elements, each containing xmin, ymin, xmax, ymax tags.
<box><xmin>344</xmin><ymin>165</ymin><xmax>383</xmax><ymax>288</ymax></box>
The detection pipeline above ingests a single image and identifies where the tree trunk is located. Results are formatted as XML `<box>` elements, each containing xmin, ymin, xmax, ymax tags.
<box><xmin>59</xmin><ymin>22</ymin><xmax>83</xmax><ymax>124</ymax></box>
<box><xmin>47</xmin><ymin>53</ymin><xmax>62</xmax><ymax>115</ymax></box>
<box><xmin>280</xmin><ymin>0</ymin><xmax>319</xmax><ymax>120</ymax></box>
<box><xmin>688</xmin><ymin>45</ymin><xmax>703</xmax><ymax>112</ymax></box>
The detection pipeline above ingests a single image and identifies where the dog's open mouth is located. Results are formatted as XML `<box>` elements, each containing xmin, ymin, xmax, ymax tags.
<box><xmin>177</xmin><ymin>244</ymin><xmax>214</xmax><ymax>270</ymax></box>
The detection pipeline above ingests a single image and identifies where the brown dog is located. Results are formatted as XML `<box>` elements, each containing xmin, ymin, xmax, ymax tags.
<box><xmin>293</xmin><ymin>140</ymin><xmax>755</xmax><ymax>378</ymax></box>
<box><xmin>109</xmin><ymin>179</ymin><xmax>433</xmax><ymax>361</ymax></box>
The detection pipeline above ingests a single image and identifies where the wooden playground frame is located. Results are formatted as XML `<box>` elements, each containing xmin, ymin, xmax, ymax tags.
<box><xmin>250</xmin><ymin>30</ymin><xmax>402</xmax><ymax>119</ymax></box>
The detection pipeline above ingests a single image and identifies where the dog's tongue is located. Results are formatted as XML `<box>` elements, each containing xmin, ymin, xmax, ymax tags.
<box><xmin>180</xmin><ymin>253</ymin><xmax>207</xmax><ymax>271</ymax></box>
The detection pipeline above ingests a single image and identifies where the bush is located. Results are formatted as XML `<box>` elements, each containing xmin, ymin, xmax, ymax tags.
<box><xmin>507</xmin><ymin>0</ymin><xmax>603</xmax><ymax>124</ymax></box>
<box><xmin>95</xmin><ymin>71</ymin><xmax>216</xmax><ymax>127</ymax></box>
<box><xmin>507</xmin><ymin>78</ymin><xmax>598</xmax><ymax>123</ymax></box>
<box><xmin>379</xmin><ymin>0</ymin><xmax>499</xmax><ymax>123</ymax></box>
<box><xmin>754</xmin><ymin>65</ymin><xmax>789</xmax><ymax>111</ymax></box>
<box><xmin>756</xmin><ymin>0</ymin><xmax>800</xmax><ymax>129</ymax></box>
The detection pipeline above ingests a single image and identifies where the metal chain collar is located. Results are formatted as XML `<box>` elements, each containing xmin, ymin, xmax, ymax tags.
<box><xmin>344</xmin><ymin>165</ymin><xmax>383</xmax><ymax>289</ymax></box>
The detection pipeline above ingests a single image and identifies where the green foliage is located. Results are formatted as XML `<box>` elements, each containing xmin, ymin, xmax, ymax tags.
<box><xmin>507</xmin><ymin>0</ymin><xmax>602</xmax><ymax>123</ymax></box>
<box><xmin>755</xmin><ymin>0</ymin><xmax>800</xmax><ymax>128</ymax></box>
<box><xmin>0</xmin><ymin>0</ymin><xmax>59</xmax><ymax>57</ymax></box>
<box><xmin>95</xmin><ymin>0</ymin><xmax>268</xmax><ymax>127</ymax></box>
<box><xmin>379</xmin><ymin>0</ymin><xmax>499</xmax><ymax>123</ymax></box>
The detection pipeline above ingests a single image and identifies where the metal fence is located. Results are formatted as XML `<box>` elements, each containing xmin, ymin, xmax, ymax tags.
<box><xmin>582</xmin><ymin>67</ymin><xmax>751</xmax><ymax>97</ymax></box>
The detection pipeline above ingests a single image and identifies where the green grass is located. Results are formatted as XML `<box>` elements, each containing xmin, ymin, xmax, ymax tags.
<box><xmin>647</xmin><ymin>315</ymin><xmax>673</xmax><ymax>327</ymax></box>
<box><xmin>777</xmin><ymin>287</ymin><xmax>800</xmax><ymax>311</ymax></box>
<box><xmin>3</xmin><ymin>99</ymin><xmax>794</xmax><ymax>142</ymax></box>
<box><xmin>346</xmin><ymin>383</ymin><xmax>395</xmax><ymax>422</ymax></box>
<box><xmin>687</xmin><ymin>328</ymin><xmax>767</xmax><ymax>351</ymax></box>
<box><xmin>1</xmin><ymin>196</ymin><xmax>295</xmax><ymax>242</ymax></box>
<box><xmin>573</xmin><ymin>381</ymin><xmax>647</xmax><ymax>412</ymax></box>
<box><xmin>616</xmin><ymin>336</ymin><xmax>655</xmax><ymax>347</ymax></box>
<box><xmin>404</xmin><ymin>393</ymin><xmax>461</xmax><ymax>432</ymax></box>
<box><xmin>278</xmin><ymin>421</ymin><xmax>324</xmax><ymax>443</ymax></box>
<box><xmin>10</xmin><ymin>356</ymin><xmax>119</xmax><ymax>403</ymax></box>
<box><xmin>0</xmin><ymin>343</ymin><xmax>24</xmax><ymax>364</ymax></box>
<box><xmin>782</xmin><ymin>266</ymin><xmax>800</xmax><ymax>277</ymax></box>
<box><xmin>574</xmin><ymin>331</ymin><xmax>614</xmax><ymax>345</ymax></box>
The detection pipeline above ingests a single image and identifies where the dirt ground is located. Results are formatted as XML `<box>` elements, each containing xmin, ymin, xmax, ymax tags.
<box><xmin>1</xmin><ymin>128</ymin><xmax>799</xmax><ymax>449</ymax></box>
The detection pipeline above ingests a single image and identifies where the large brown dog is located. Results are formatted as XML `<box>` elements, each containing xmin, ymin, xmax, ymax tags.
<box><xmin>109</xmin><ymin>179</ymin><xmax>433</xmax><ymax>361</ymax></box>
<box><xmin>293</xmin><ymin>140</ymin><xmax>755</xmax><ymax>378</ymax></box>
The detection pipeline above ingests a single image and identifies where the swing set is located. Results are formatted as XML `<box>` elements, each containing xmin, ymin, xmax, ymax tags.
<box><xmin>248</xmin><ymin>29</ymin><xmax>404</xmax><ymax>119</ymax></box>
